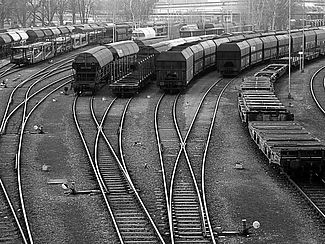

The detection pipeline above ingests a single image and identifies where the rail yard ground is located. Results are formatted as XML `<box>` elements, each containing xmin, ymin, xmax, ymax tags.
<box><xmin>1</xmin><ymin>58</ymin><xmax>325</xmax><ymax>243</ymax></box>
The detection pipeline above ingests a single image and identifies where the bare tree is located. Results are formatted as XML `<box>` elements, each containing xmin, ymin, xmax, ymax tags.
<box><xmin>56</xmin><ymin>0</ymin><xmax>69</xmax><ymax>25</ymax></box>
<box><xmin>119</xmin><ymin>0</ymin><xmax>156</xmax><ymax>24</ymax></box>
<box><xmin>77</xmin><ymin>0</ymin><xmax>94</xmax><ymax>23</ymax></box>
<box><xmin>0</xmin><ymin>0</ymin><xmax>14</xmax><ymax>28</ymax></box>
<box><xmin>13</xmin><ymin>0</ymin><xmax>32</xmax><ymax>27</ymax></box>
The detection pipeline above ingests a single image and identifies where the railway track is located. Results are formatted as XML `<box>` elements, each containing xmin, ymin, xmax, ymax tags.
<box><xmin>73</xmin><ymin>96</ymin><xmax>166</xmax><ymax>243</ymax></box>
<box><xmin>310</xmin><ymin>65</ymin><xmax>325</xmax><ymax>113</ymax></box>
<box><xmin>271</xmin><ymin>65</ymin><xmax>325</xmax><ymax>228</ymax></box>
<box><xmin>0</xmin><ymin>63</ymin><xmax>22</xmax><ymax>82</ymax></box>
<box><xmin>290</xmin><ymin>65</ymin><xmax>325</xmax><ymax>220</ymax></box>
<box><xmin>155</xmin><ymin>78</ymin><xmax>234</xmax><ymax>243</ymax></box>
<box><xmin>0</xmin><ymin>57</ymin><xmax>75</xmax><ymax>244</ymax></box>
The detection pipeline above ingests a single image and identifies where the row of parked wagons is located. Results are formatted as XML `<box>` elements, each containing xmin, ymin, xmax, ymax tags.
<box><xmin>238</xmin><ymin>64</ymin><xmax>325</xmax><ymax>177</ymax></box>
<box><xmin>72</xmin><ymin>31</ymin><xmax>271</xmax><ymax>95</ymax></box>
<box><xmin>1</xmin><ymin>23</ymin><xmax>139</xmax><ymax>65</ymax></box>
<box><xmin>72</xmin><ymin>27</ymin><xmax>325</xmax><ymax>96</ymax></box>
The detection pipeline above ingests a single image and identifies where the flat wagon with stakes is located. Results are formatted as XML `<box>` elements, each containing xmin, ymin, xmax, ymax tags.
<box><xmin>248</xmin><ymin>121</ymin><xmax>325</xmax><ymax>175</ymax></box>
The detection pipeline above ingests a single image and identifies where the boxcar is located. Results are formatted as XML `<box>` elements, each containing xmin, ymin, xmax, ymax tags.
<box><xmin>72</xmin><ymin>46</ymin><xmax>114</xmax><ymax>93</ymax></box>
<box><xmin>217</xmin><ymin>41</ymin><xmax>250</xmax><ymax>76</ymax></box>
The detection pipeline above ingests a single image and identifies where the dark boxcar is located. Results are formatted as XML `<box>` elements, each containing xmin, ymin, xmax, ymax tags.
<box><xmin>217</xmin><ymin>41</ymin><xmax>250</xmax><ymax>76</ymax></box>
<box><xmin>246</xmin><ymin>37</ymin><xmax>263</xmax><ymax>65</ymax></box>
<box><xmin>275</xmin><ymin>34</ymin><xmax>289</xmax><ymax>58</ymax></box>
<box><xmin>72</xmin><ymin>46</ymin><xmax>114</xmax><ymax>93</ymax></box>
<box><xmin>260</xmin><ymin>35</ymin><xmax>278</xmax><ymax>61</ymax></box>
<box><xmin>156</xmin><ymin>47</ymin><xmax>194</xmax><ymax>92</ymax></box>
<box><xmin>315</xmin><ymin>28</ymin><xmax>325</xmax><ymax>55</ymax></box>
<box><xmin>304</xmin><ymin>30</ymin><xmax>317</xmax><ymax>60</ymax></box>
<box><xmin>189</xmin><ymin>43</ymin><xmax>204</xmax><ymax>75</ymax></box>
<box><xmin>199</xmin><ymin>40</ymin><xmax>216</xmax><ymax>68</ymax></box>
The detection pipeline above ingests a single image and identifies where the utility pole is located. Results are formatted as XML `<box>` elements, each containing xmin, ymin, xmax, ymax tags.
<box><xmin>301</xmin><ymin>0</ymin><xmax>305</xmax><ymax>73</ymax></box>
<box><xmin>288</xmin><ymin>0</ymin><xmax>292</xmax><ymax>99</ymax></box>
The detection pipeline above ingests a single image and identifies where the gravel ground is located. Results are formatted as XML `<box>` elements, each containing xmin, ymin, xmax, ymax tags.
<box><xmin>2</xmin><ymin>56</ymin><xmax>325</xmax><ymax>243</ymax></box>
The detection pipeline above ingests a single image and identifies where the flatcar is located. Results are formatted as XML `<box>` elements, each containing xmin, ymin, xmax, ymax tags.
<box><xmin>238</xmin><ymin>63</ymin><xmax>325</xmax><ymax>177</ymax></box>
<box><xmin>254</xmin><ymin>64</ymin><xmax>288</xmax><ymax>83</ymax></box>
<box><xmin>248</xmin><ymin>121</ymin><xmax>325</xmax><ymax>175</ymax></box>
<box><xmin>238</xmin><ymin>76</ymin><xmax>294</xmax><ymax>123</ymax></box>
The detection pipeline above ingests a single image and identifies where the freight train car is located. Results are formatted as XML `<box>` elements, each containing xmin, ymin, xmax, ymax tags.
<box><xmin>218</xmin><ymin>28</ymin><xmax>325</xmax><ymax>76</ymax></box>
<box><xmin>7</xmin><ymin>22</ymin><xmax>135</xmax><ymax>64</ymax></box>
<box><xmin>239</xmin><ymin>63</ymin><xmax>325</xmax><ymax>176</ymax></box>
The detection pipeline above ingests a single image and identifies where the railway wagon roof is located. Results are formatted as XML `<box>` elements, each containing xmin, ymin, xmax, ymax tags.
<box><xmin>73</xmin><ymin>46</ymin><xmax>113</xmax><ymax>68</ymax></box>
<box><xmin>15</xmin><ymin>30</ymin><xmax>29</xmax><ymax>41</ymax></box>
<box><xmin>166</xmin><ymin>38</ymin><xmax>186</xmax><ymax>47</ymax></box>
<box><xmin>49</xmin><ymin>27</ymin><xmax>61</xmax><ymax>35</ymax></box>
<box><xmin>65</xmin><ymin>25</ymin><xmax>75</xmax><ymax>33</ymax></box>
<box><xmin>156</xmin><ymin>48</ymin><xmax>193</xmax><ymax>62</ymax></box>
<box><xmin>0</xmin><ymin>33</ymin><xmax>12</xmax><ymax>44</ymax></box>
<box><xmin>57</xmin><ymin>26</ymin><xmax>70</xmax><ymax>34</ymax></box>
<box><xmin>227</xmin><ymin>34</ymin><xmax>245</xmax><ymax>42</ymax></box>
<box><xmin>260</xmin><ymin>35</ymin><xmax>278</xmax><ymax>48</ymax></box>
<box><xmin>183</xmin><ymin>36</ymin><xmax>202</xmax><ymax>43</ymax></box>
<box><xmin>41</xmin><ymin>28</ymin><xmax>53</xmax><ymax>37</ymax></box>
<box><xmin>11</xmin><ymin>41</ymin><xmax>52</xmax><ymax>49</ymax></box>
<box><xmin>27</xmin><ymin>29</ymin><xmax>45</xmax><ymax>39</ymax></box>
<box><xmin>148</xmin><ymin>42</ymin><xmax>171</xmax><ymax>53</ymax></box>
<box><xmin>218</xmin><ymin>41</ymin><xmax>250</xmax><ymax>55</ymax></box>
<box><xmin>315</xmin><ymin>29</ymin><xmax>325</xmax><ymax>38</ymax></box>
<box><xmin>189</xmin><ymin>43</ymin><xmax>204</xmax><ymax>58</ymax></box>
<box><xmin>304</xmin><ymin>30</ymin><xmax>317</xmax><ymax>41</ymax></box>
<box><xmin>246</xmin><ymin>37</ymin><xmax>263</xmax><ymax>49</ymax></box>
<box><xmin>134</xmin><ymin>36</ymin><xmax>168</xmax><ymax>47</ymax></box>
<box><xmin>213</xmin><ymin>37</ymin><xmax>230</xmax><ymax>47</ymax></box>
<box><xmin>74</xmin><ymin>24</ymin><xmax>93</xmax><ymax>32</ymax></box>
<box><xmin>200</xmin><ymin>40</ymin><xmax>216</xmax><ymax>55</ymax></box>
<box><xmin>89</xmin><ymin>23</ymin><xmax>105</xmax><ymax>30</ymax></box>
<box><xmin>7</xmin><ymin>32</ymin><xmax>21</xmax><ymax>42</ymax></box>
<box><xmin>275</xmin><ymin>34</ymin><xmax>289</xmax><ymax>44</ymax></box>
<box><xmin>243</xmin><ymin>32</ymin><xmax>262</xmax><ymax>39</ymax></box>
<box><xmin>199</xmin><ymin>34</ymin><xmax>218</xmax><ymax>40</ymax></box>
<box><xmin>105</xmin><ymin>40</ymin><xmax>139</xmax><ymax>58</ymax></box>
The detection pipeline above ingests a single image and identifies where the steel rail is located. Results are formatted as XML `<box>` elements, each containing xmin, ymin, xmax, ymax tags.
<box><xmin>201</xmin><ymin>78</ymin><xmax>235</xmax><ymax>243</ymax></box>
<box><xmin>117</xmin><ymin>98</ymin><xmax>166</xmax><ymax>243</ymax></box>
<box><xmin>90</xmin><ymin>97</ymin><xmax>165</xmax><ymax>243</ymax></box>
<box><xmin>91</xmin><ymin>97</ymin><xmax>115</xmax><ymax>194</ymax></box>
<box><xmin>16</xmin><ymin>78</ymin><xmax>72</xmax><ymax>244</ymax></box>
<box><xmin>154</xmin><ymin>93</ymin><xmax>172</xmax><ymax>242</ymax></box>
<box><xmin>73</xmin><ymin>96</ymin><xmax>126</xmax><ymax>242</ymax></box>
<box><xmin>0</xmin><ymin>58</ymin><xmax>74</xmax><ymax>133</ymax></box>
<box><xmin>169</xmin><ymin>79</ymin><xmax>224</xmax><ymax>243</ymax></box>
<box><xmin>310</xmin><ymin>65</ymin><xmax>325</xmax><ymax>113</ymax></box>
<box><xmin>118</xmin><ymin>98</ymin><xmax>133</xmax><ymax>172</ymax></box>
<box><xmin>22</xmin><ymin>61</ymin><xmax>73</xmax><ymax>123</ymax></box>
<box><xmin>1</xmin><ymin>73</ymin><xmax>74</xmax><ymax>134</ymax></box>
<box><xmin>89</xmin><ymin>97</ymin><xmax>126</xmax><ymax>244</ymax></box>
<box><xmin>172</xmin><ymin>93</ymin><xmax>207</xmax><ymax>237</ymax></box>
<box><xmin>281</xmin><ymin>170</ymin><xmax>325</xmax><ymax>219</ymax></box>
<box><xmin>0</xmin><ymin>63</ymin><xmax>16</xmax><ymax>78</ymax></box>
<box><xmin>11</xmin><ymin>76</ymin><xmax>71</xmax><ymax>243</ymax></box>
<box><xmin>0</xmin><ymin>178</ymin><xmax>28</xmax><ymax>244</ymax></box>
